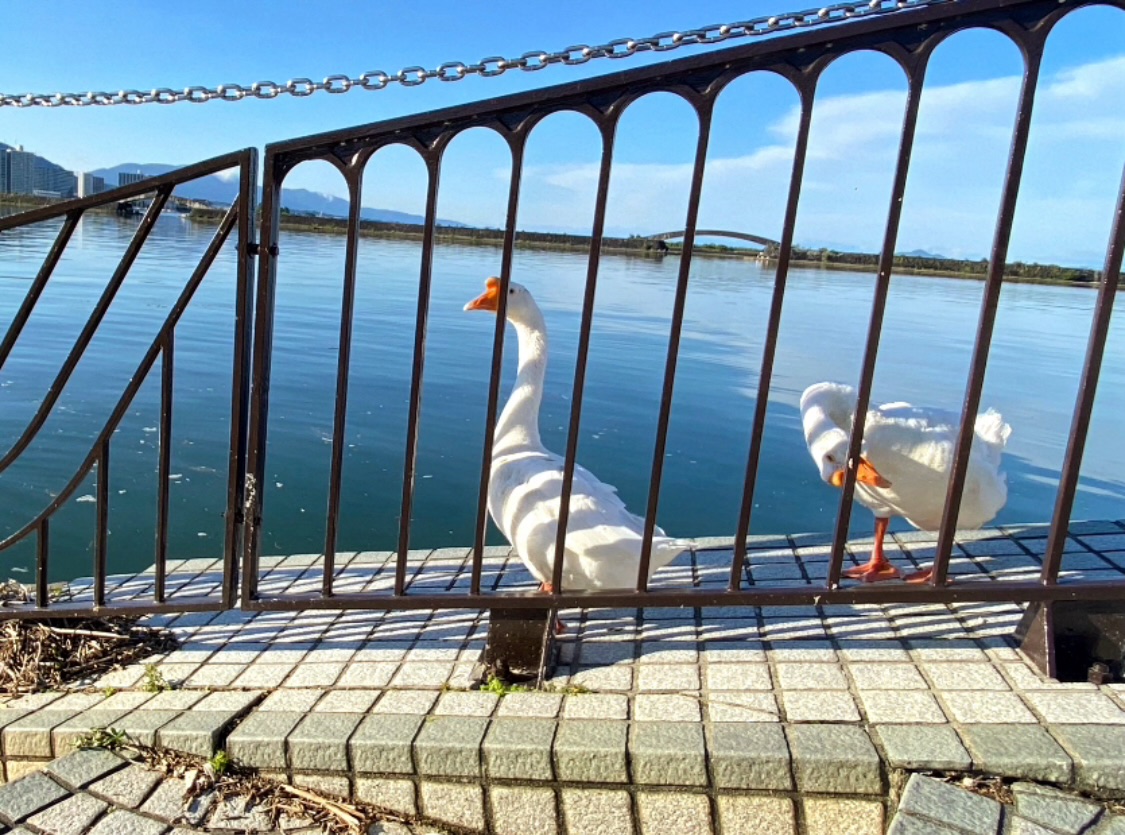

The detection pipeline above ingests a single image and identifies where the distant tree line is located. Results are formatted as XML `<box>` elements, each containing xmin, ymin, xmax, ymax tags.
<box><xmin>788</xmin><ymin>246</ymin><xmax>1099</xmax><ymax>283</ymax></box>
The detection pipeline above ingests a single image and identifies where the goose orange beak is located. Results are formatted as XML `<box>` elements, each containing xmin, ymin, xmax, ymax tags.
<box><xmin>830</xmin><ymin>457</ymin><xmax>891</xmax><ymax>489</ymax></box>
<box><xmin>464</xmin><ymin>277</ymin><xmax>500</xmax><ymax>312</ymax></box>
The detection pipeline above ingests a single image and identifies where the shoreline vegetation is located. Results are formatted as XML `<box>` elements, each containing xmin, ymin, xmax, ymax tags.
<box><xmin>1</xmin><ymin>193</ymin><xmax>1101</xmax><ymax>287</ymax></box>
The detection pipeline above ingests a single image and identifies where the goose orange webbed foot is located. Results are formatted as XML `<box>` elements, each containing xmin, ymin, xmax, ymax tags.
<box><xmin>843</xmin><ymin>562</ymin><xmax>901</xmax><ymax>583</ymax></box>
<box><xmin>538</xmin><ymin>582</ymin><xmax>567</xmax><ymax>634</ymax></box>
<box><xmin>903</xmin><ymin>567</ymin><xmax>934</xmax><ymax>584</ymax></box>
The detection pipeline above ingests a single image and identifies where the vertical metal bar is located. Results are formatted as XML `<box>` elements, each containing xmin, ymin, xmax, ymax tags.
<box><xmin>36</xmin><ymin>520</ymin><xmax>49</xmax><ymax>608</ymax></box>
<box><xmin>637</xmin><ymin>99</ymin><xmax>714</xmax><ymax>592</ymax></box>
<box><xmin>827</xmin><ymin>61</ymin><xmax>926</xmax><ymax>588</ymax></box>
<box><xmin>395</xmin><ymin>155</ymin><xmax>442</xmax><ymax>596</ymax></box>
<box><xmin>932</xmin><ymin>42</ymin><xmax>1044</xmax><ymax>585</ymax></box>
<box><xmin>730</xmin><ymin>82</ymin><xmax>816</xmax><ymax>589</ymax></box>
<box><xmin>551</xmin><ymin>119</ymin><xmax>619</xmax><ymax>595</ymax></box>
<box><xmin>94</xmin><ymin>440</ymin><xmax>110</xmax><ymax>607</ymax></box>
<box><xmin>155</xmin><ymin>333</ymin><xmax>174</xmax><ymax>603</ymax></box>
<box><xmin>323</xmin><ymin>172</ymin><xmax>364</xmax><ymax>597</ymax></box>
<box><xmin>1041</xmin><ymin>163</ymin><xmax>1125</xmax><ymax>584</ymax></box>
<box><xmin>243</xmin><ymin>156</ymin><xmax>281</xmax><ymax>606</ymax></box>
<box><xmin>0</xmin><ymin>212</ymin><xmax>81</xmax><ymax>373</ymax></box>
<box><xmin>472</xmin><ymin>136</ymin><xmax>525</xmax><ymax>596</ymax></box>
<box><xmin>223</xmin><ymin>149</ymin><xmax>258</xmax><ymax>610</ymax></box>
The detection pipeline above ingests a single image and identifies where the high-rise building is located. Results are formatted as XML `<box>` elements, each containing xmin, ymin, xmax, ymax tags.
<box><xmin>118</xmin><ymin>171</ymin><xmax>146</xmax><ymax>187</ymax></box>
<box><xmin>0</xmin><ymin>144</ymin><xmax>76</xmax><ymax>197</ymax></box>
<box><xmin>77</xmin><ymin>172</ymin><xmax>106</xmax><ymax>197</ymax></box>
<box><xmin>33</xmin><ymin>155</ymin><xmax>77</xmax><ymax>197</ymax></box>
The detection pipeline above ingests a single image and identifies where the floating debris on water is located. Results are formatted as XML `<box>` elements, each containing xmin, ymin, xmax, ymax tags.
<box><xmin>76</xmin><ymin>494</ymin><xmax>96</xmax><ymax>503</ymax></box>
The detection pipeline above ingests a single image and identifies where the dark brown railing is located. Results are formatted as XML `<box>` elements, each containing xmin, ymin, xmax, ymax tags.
<box><xmin>239</xmin><ymin>0</ymin><xmax>1125</xmax><ymax>677</ymax></box>
<box><xmin>0</xmin><ymin>149</ymin><xmax>257</xmax><ymax>618</ymax></box>
<box><xmin>2</xmin><ymin>0</ymin><xmax>1122</xmax><ymax>681</ymax></box>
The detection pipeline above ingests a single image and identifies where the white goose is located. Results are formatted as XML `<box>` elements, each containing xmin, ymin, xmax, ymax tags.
<box><xmin>464</xmin><ymin>277</ymin><xmax>689</xmax><ymax>598</ymax></box>
<box><xmin>800</xmin><ymin>381</ymin><xmax>1011</xmax><ymax>583</ymax></box>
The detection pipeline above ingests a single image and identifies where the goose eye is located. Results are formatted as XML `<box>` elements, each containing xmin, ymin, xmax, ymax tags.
<box><xmin>825</xmin><ymin>454</ymin><xmax>836</xmax><ymax>464</ymax></box>
<box><xmin>509</xmin><ymin>288</ymin><xmax>515</xmax><ymax>295</ymax></box>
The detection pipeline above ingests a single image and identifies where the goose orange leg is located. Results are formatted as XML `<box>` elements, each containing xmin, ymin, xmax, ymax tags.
<box><xmin>539</xmin><ymin>583</ymin><xmax>567</xmax><ymax>634</ymax></box>
<box><xmin>843</xmin><ymin>516</ymin><xmax>900</xmax><ymax>582</ymax></box>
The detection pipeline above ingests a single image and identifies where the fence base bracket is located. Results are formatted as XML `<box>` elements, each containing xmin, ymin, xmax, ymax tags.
<box><xmin>474</xmin><ymin>607</ymin><xmax>557</xmax><ymax>686</ymax></box>
<box><xmin>1017</xmin><ymin>599</ymin><xmax>1125</xmax><ymax>683</ymax></box>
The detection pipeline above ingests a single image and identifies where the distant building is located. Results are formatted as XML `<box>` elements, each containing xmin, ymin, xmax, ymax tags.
<box><xmin>0</xmin><ymin>145</ymin><xmax>76</xmax><ymax>197</ymax></box>
<box><xmin>77</xmin><ymin>172</ymin><xmax>106</xmax><ymax>198</ymax></box>
<box><xmin>118</xmin><ymin>171</ymin><xmax>146</xmax><ymax>187</ymax></box>
<box><xmin>1</xmin><ymin>146</ymin><xmax>37</xmax><ymax>194</ymax></box>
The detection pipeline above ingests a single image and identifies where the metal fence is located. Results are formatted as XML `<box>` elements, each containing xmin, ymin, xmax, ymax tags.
<box><xmin>2</xmin><ymin>0</ymin><xmax>1123</xmax><ymax>680</ymax></box>
<box><xmin>0</xmin><ymin>150</ymin><xmax>258</xmax><ymax>617</ymax></box>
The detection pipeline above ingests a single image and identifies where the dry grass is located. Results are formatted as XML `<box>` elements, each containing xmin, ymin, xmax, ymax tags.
<box><xmin>0</xmin><ymin>606</ymin><xmax>177</xmax><ymax>695</ymax></box>
<box><xmin>133</xmin><ymin>742</ymin><xmax>463</xmax><ymax>835</ymax></box>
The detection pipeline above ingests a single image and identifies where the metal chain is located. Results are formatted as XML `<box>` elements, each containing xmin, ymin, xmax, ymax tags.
<box><xmin>0</xmin><ymin>0</ymin><xmax>950</xmax><ymax>108</ymax></box>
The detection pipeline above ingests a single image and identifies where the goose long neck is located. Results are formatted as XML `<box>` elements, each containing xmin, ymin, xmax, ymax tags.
<box><xmin>495</xmin><ymin>311</ymin><xmax>548</xmax><ymax>451</ymax></box>
<box><xmin>800</xmin><ymin>384</ymin><xmax>856</xmax><ymax>447</ymax></box>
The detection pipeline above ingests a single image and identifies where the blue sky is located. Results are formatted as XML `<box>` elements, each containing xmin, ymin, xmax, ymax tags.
<box><xmin>2</xmin><ymin>1</ymin><xmax>1124</xmax><ymax>265</ymax></box>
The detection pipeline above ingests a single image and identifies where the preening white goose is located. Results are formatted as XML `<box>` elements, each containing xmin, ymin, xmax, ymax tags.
<box><xmin>800</xmin><ymin>381</ymin><xmax>1011</xmax><ymax>583</ymax></box>
<box><xmin>464</xmin><ymin>277</ymin><xmax>689</xmax><ymax>601</ymax></box>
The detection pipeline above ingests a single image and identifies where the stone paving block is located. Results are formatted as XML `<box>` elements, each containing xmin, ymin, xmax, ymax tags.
<box><xmin>191</xmin><ymin>690</ymin><xmax>264</xmax><ymax>714</ymax></box>
<box><xmin>350</xmin><ymin>714</ymin><xmax>425</xmax><ymax>775</ymax></box>
<box><xmin>2</xmin><ymin>711</ymin><xmax>81</xmax><ymax>759</ymax></box>
<box><xmin>495</xmin><ymin>692</ymin><xmax>563</xmax><ymax>718</ymax></box>
<box><xmin>335</xmin><ymin>662</ymin><xmax>399</xmax><ymax>689</ymax></box>
<box><xmin>419</xmin><ymin>781</ymin><xmax>484</xmax><ymax>833</ymax></box>
<box><xmin>635</xmin><ymin>664</ymin><xmax>701</xmax><ymax>692</ymax></box>
<box><xmin>960</xmin><ymin>725</ymin><xmax>1073</xmax><ymax>783</ymax></box>
<box><xmin>707</xmin><ymin>723</ymin><xmax>792</xmax><ymax>790</ymax></box>
<box><xmin>355</xmin><ymin>778</ymin><xmax>416</xmax><ymax>817</ymax></box>
<box><xmin>782</xmin><ymin>690</ymin><xmax>860</xmax><ymax>722</ymax></box>
<box><xmin>560</xmin><ymin>694</ymin><xmax>628</xmax><ymax>720</ymax></box>
<box><xmin>86</xmin><ymin>809</ymin><xmax>169</xmax><ymax>835</ymax></box>
<box><xmin>370</xmin><ymin>690</ymin><xmax>438</xmax><ymax>716</ymax></box>
<box><xmin>139</xmin><ymin>779</ymin><xmax>214</xmax><ymax>826</ymax></box>
<box><xmin>923</xmin><ymin>663</ymin><xmax>1011</xmax><ymax>692</ymax></box>
<box><xmin>257</xmin><ymin>690</ymin><xmax>321</xmax><ymax>713</ymax></box>
<box><xmin>776</xmin><ymin>662</ymin><xmax>848</xmax><ymax>690</ymax></box>
<box><xmin>1049</xmin><ymin>726</ymin><xmax>1125</xmax><ymax>793</ymax></box>
<box><xmin>874</xmin><ymin>724</ymin><xmax>972</xmax><ymax>771</ymax></box>
<box><xmin>489</xmin><ymin>786</ymin><xmax>558</xmax><ymax>835</ymax></box>
<box><xmin>0</xmin><ymin>773</ymin><xmax>70</xmax><ymax>823</ymax></box>
<box><xmin>716</xmin><ymin>795</ymin><xmax>795</xmax><ymax>835</ymax></box>
<box><xmin>898</xmin><ymin>774</ymin><xmax>1001</xmax><ymax>834</ymax></box>
<box><xmin>847</xmin><ymin>663</ymin><xmax>928</xmax><ymax>690</ymax></box>
<box><xmin>156</xmin><ymin>710</ymin><xmax>233</xmax><ymax>757</ymax></box>
<box><xmin>858</xmin><ymin>691</ymin><xmax>947</xmax><ymax>724</ymax></box>
<box><xmin>432</xmin><ymin>691</ymin><xmax>499</xmax><ymax>717</ymax></box>
<box><xmin>803</xmin><ymin>798</ymin><xmax>884</xmax><ymax>835</ymax></box>
<box><xmin>312</xmin><ymin>690</ymin><xmax>380</xmax><ymax>714</ymax></box>
<box><xmin>483</xmin><ymin>718</ymin><xmax>556</xmax><ymax>781</ymax></box>
<box><xmin>290</xmin><ymin>774</ymin><xmax>351</xmax><ymax>800</ymax></box>
<box><xmin>87</xmin><ymin>764</ymin><xmax>163</xmax><ymax>809</ymax></box>
<box><xmin>636</xmin><ymin>792</ymin><xmax>712</xmax><ymax>835</ymax></box>
<box><xmin>706</xmin><ymin>692</ymin><xmax>780</xmax><ymax>722</ymax></box>
<box><xmin>560</xmin><ymin>788</ymin><xmax>633</xmax><ymax>835</ymax></box>
<box><xmin>630</xmin><ymin>722</ymin><xmax>707</xmax><ymax>787</ymax></box>
<box><xmin>51</xmin><ymin>711</ymin><xmax>135</xmax><ymax>755</ymax></box>
<box><xmin>2</xmin><ymin>762</ymin><xmax>49</xmax><ymax>782</ymax></box>
<box><xmin>413</xmin><ymin>716</ymin><xmax>487</xmax><ymax>778</ymax></box>
<box><xmin>887</xmin><ymin>812</ymin><xmax>976</xmax><ymax>834</ymax></box>
<box><xmin>288</xmin><ymin>712</ymin><xmax>363</xmax><ymax>772</ymax></box>
<box><xmin>137</xmin><ymin>693</ymin><xmax>204</xmax><ymax>712</ymax></box>
<box><xmin>942</xmin><ymin>691</ymin><xmax>1038</xmax><ymax>724</ymax></box>
<box><xmin>26</xmin><ymin>792</ymin><xmax>107</xmax><ymax>835</ymax></box>
<box><xmin>108</xmin><ymin>711</ymin><xmax>180</xmax><ymax>748</ymax></box>
<box><xmin>1011</xmin><ymin>782</ymin><xmax>1102</xmax><ymax>834</ymax></box>
<box><xmin>1092</xmin><ymin>814</ymin><xmax>1125</xmax><ymax>835</ymax></box>
<box><xmin>633</xmin><ymin>694</ymin><xmax>701</xmax><ymax>722</ymax></box>
<box><xmin>554</xmin><ymin>721</ymin><xmax>628</xmax><ymax>784</ymax></box>
<box><xmin>1024</xmin><ymin>692</ymin><xmax>1125</xmax><ymax>725</ymax></box>
<box><xmin>704</xmin><ymin>663</ymin><xmax>772</xmax><ymax>691</ymax></box>
<box><xmin>45</xmin><ymin>749</ymin><xmax>126</xmax><ymax>790</ymax></box>
<box><xmin>787</xmin><ymin>725</ymin><xmax>882</xmax><ymax>795</ymax></box>
<box><xmin>226</xmin><ymin>711</ymin><xmax>305</xmax><ymax>770</ymax></box>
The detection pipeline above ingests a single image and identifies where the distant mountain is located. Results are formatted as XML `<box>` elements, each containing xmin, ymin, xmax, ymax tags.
<box><xmin>90</xmin><ymin>162</ymin><xmax>467</xmax><ymax>227</ymax></box>
<box><xmin>897</xmin><ymin>248</ymin><xmax>947</xmax><ymax>259</ymax></box>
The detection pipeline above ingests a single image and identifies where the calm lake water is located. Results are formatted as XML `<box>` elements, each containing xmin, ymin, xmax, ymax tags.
<box><xmin>1</xmin><ymin>213</ymin><xmax>1123</xmax><ymax>583</ymax></box>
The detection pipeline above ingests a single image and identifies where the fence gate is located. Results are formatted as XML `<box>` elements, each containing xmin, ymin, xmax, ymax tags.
<box><xmin>0</xmin><ymin>149</ymin><xmax>258</xmax><ymax>618</ymax></box>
